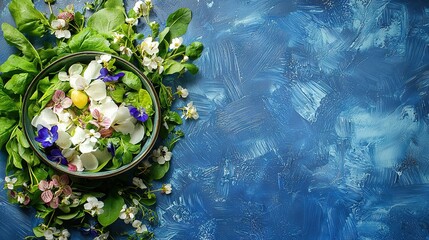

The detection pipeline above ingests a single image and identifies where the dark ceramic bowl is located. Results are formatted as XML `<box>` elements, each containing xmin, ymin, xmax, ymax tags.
<box><xmin>22</xmin><ymin>51</ymin><xmax>161</xmax><ymax>179</ymax></box>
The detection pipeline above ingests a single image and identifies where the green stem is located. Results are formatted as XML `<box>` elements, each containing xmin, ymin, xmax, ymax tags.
<box><xmin>48</xmin><ymin>3</ymin><xmax>53</xmax><ymax>15</ymax></box>
<box><xmin>46</xmin><ymin>209</ymin><xmax>56</xmax><ymax>227</ymax></box>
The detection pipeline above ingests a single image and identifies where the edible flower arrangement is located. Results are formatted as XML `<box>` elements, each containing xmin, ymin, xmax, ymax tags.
<box><xmin>29</xmin><ymin>54</ymin><xmax>156</xmax><ymax>173</ymax></box>
<box><xmin>0</xmin><ymin>0</ymin><xmax>203</xmax><ymax>239</ymax></box>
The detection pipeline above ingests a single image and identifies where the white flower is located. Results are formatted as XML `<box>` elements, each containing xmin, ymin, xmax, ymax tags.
<box><xmin>132</xmin><ymin>177</ymin><xmax>147</xmax><ymax>189</ymax></box>
<box><xmin>58</xmin><ymin>229</ymin><xmax>70</xmax><ymax>240</ymax></box>
<box><xmin>169</xmin><ymin>37</ymin><xmax>183</xmax><ymax>50</ymax></box>
<box><xmin>143</xmin><ymin>55</ymin><xmax>163</xmax><ymax>73</ymax></box>
<box><xmin>51</xmin><ymin>19</ymin><xmax>71</xmax><ymax>39</ymax></box>
<box><xmin>152</xmin><ymin>146</ymin><xmax>172</xmax><ymax>164</ymax></box>
<box><xmin>119</xmin><ymin>204</ymin><xmax>138</xmax><ymax>224</ymax></box>
<box><xmin>68</xmin><ymin>60</ymin><xmax>106</xmax><ymax>101</ymax></box>
<box><xmin>120</xmin><ymin>46</ymin><xmax>133</xmax><ymax>57</ymax></box>
<box><xmin>132</xmin><ymin>220</ymin><xmax>148</xmax><ymax>234</ymax></box>
<box><xmin>140</xmin><ymin>37</ymin><xmax>159</xmax><ymax>56</ymax></box>
<box><xmin>16</xmin><ymin>192</ymin><xmax>27</xmax><ymax>204</ymax></box>
<box><xmin>97</xmin><ymin>54</ymin><xmax>111</xmax><ymax>64</ymax></box>
<box><xmin>182</xmin><ymin>101</ymin><xmax>199</xmax><ymax>120</ymax></box>
<box><xmin>58</xmin><ymin>63</ymin><xmax>84</xmax><ymax>82</ymax></box>
<box><xmin>125</xmin><ymin>17</ymin><xmax>138</xmax><ymax>26</ymax></box>
<box><xmin>94</xmin><ymin>232</ymin><xmax>109</xmax><ymax>240</ymax></box>
<box><xmin>83</xmin><ymin>196</ymin><xmax>104</xmax><ymax>216</ymax></box>
<box><xmin>113</xmin><ymin>32</ymin><xmax>125</xmax><ymax>43</ymax></box>
<box><xmin>176</xmin><ymin>85</ymin><xmax>189</xmax><ymax>98</ymax></box>
<box><xmin>4</xmin><ymin>176</ymin><xmax>17</xmax><ymax>190</ymax></box>
<box><xmin>44</xmin><ymin>227</ymin><xmax>60</xmax><ymax>240</ymax></box>
<box><xmin>161</xmin><ymin>183</ymin><xmax>172</xmax><ymax>194</ymax></box>
<box><xmin>70</xmin><ymin>127</ymin><xmax>101</xmax><ymax>153</ymax></box>
<box><xmin>133</xmin><ymin>1</ymin><xmax>149</xmax><ymax>16</ymax></box>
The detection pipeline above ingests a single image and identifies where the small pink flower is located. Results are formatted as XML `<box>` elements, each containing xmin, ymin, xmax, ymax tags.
<box><xmin>62</xmin><ymin>185</ymin><xmax>72</xmax><ymax>196</ymax></box>
<box><xmin>90</xmin><ymin>109</ymin><xmax>111</xmax><ymax>129</ymax></box>
<box><xmin>52</xmin><ymin>90</ymin><xmax>72</xmax><ymax>113</ymax></box>
<box><xmin>49</xmin><ymin>196</ymin><xmax>59</xmax><ymax>209</ymax></box>
<box><xmin>41</xmin><ymin>190</ymin><xmax>54</xmax><ymax>203</ymax></box>
<box><xmin>38</xmin><ymin>180</ymin><xmax>51</xmax><ymax>191</ymax></box>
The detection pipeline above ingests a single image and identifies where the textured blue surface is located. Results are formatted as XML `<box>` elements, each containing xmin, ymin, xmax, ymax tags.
<box><xmin>2</xmin><ymin>0</ymin><xmax>429</xmax><ymax>239</ymax></box>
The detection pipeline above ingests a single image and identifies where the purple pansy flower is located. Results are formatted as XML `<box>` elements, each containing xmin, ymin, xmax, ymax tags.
<box><xmin>107</xmin><ymin>142</ymin><xmax>115</xmax><ymax>157</ymax></box>
<box><xmin>47</xmin><ymin>148</ymin><xmax>68</xmax><ymax>165</ymax></box>
<box><xmin>128</xmin><ymin>106</ymin><xmax>149</xmax><ymax>122</ymax></box>
<box><xmin>80</xmin><ymin>219</ymin><xmax>99</xmax><ymax>238</ymax></box>
<box><xmin>97</xmin><ymin>68</ymin><xmax>125</xmax><ymax>82</ymax></box>
<box><xmin>35</xmin><ymin>125</ymin><xmax>59</xmax><ymax>148</ymax></box>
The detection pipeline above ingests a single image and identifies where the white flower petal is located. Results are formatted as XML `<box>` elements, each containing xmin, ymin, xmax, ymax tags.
<box><xmin>85</xmin><ymin>80</ymin><xmax>106</xmax><ymax>101</ymax></box>
<box><xmin>69</xmin><ymin>64</ymin><xmax>83</xmax><ymax>76</ymax></box>
<box><xmin>114</xmin><ymin>105</ymin><xmax>132</xmax><ymax>123</ymax></box>
<box><xmin>93</xmin><ymin>97</ymin><xmax>118</xmax><ymax>122</ymax></box>
<box><xmin>56</xmin><ymin>131</ymin><xmax>72</xmax><ymax>149</ymax></box>
<box><xmin>80</xmin><ymin>153</ymin><xmax>99</xmax><ymax>170</ymax></box>
<box><xmin>113</xmin><ymin>118</ymin><xmax>135</xmax><ymax>135</ymax></box>
<box><xmin>62</xmin><ymin>148</ymin><xmax>76</xmax><ymax>159</ymax></box>
<box><xmin>130</xmin><ymin>123</ymin><xmax>145</xmax><ymax>144</ymax></box>
<box><xmin>84</xmin><ymin>60</ymin><xmax>102</xmax><ymax>80</ymax></box>
<box><xmin>79</xmin><ymin>139</ymin><xmax>97</xmax><ymax>153</ymax></box>
<box><xmin>71</xmin><ymin>127</ymin><xmax>86</xmax><ymax>145</ymax></box>
<box><xmin>31</xmin><ymin>108</ymin><xmax>59</xmax><ymax>128</ymax></box>
<box><xmin>58</xmin><ymin>72</ymin><xmax>69</xmax><ymax>81</ymax></box>
<box><xmin>70</xmin><ymin>75</ymin><xmax>89</xmax><ymax>90</ymax></box>
<box><xmin>92</xmin><ymin>148</ymin><xmax>112</xmax><ymax>164</ymax></box>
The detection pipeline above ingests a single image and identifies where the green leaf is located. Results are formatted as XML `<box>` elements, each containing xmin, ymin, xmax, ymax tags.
<box><xmin>145</xmin><ymin>118</ymin><xmax>153</xmax><ymax>136</ymax></box>
<box><xmin>148</xmin><ymin>162</ymin><xmax>170</xmax><ymax>180</ymax></box>
<box><xmin>0</xmin><ymin>55</ymin><xmax>38</xmax><ymax>78</ymax></box>
<box><xmin>166</xmin><ymin>111</ymin><xmax>183</xmax><ymax>125</ymax></box>
<box><xmin>87</xmin><ymin>8</ymin><xmax>125</xmax><ymax>35</ymax></box>
<box><xmin>103</xmin><ymin>0</ymin><xmax>125</xmax><ymax>11</ymax></box>
<box><xmin>32</xmin><ymin>167</ymin><xmax>49</xmax><ymax>185</ymax></box>
<box><xmin>8</xmin><ymin>0</ymin><xmax>49</xmax><ymax>36</ymax></box>
<box><xmin>185</xmin><ymin>41</ymin><xmax>204</xmax><ymax>59</ymax></box>
<box><xmin>0</xmin><ymin>118</ymin><xmax>16</xmax><ymax>148</ymax></box>
<box><xmin>159</xmin><ymin>27</ymin><xmax>170</xmax><ymax>44</ymax></box>
<box><xmin>2</xmin><ymin>23</ymin><xmax>41</xmax><ymax>62</ymax></box>
<box><xmin>184</xmin><ymin>63</ymin><xmax>199</xmax><ymax>74</ymax></box>
<box><xmin>0</xmin><ymin>89</ymin><xmax>19</xmax><ymax>113</ymax></box>
<box><xmin>68</xmin><ymin>28</ymin><xmax>115</xmax><ymax>53</ymax></box>
<box><xmin>97</xmin><ymin>193</ymin><xmax>124</xmax><ymax>227</ymax></box>
<box><xmin>4</xmin><ymin>73</ymin><xmax>32</xmax><ymax>95</ymax></box>
<box><xmin>33</xmin><ymin>226</ymin><xmax>44</xmax><ymax>238</ymax></box>
<box><xmin>6</xmin><ymin>139</ymin><xmax>22</xmax><ymax>169</ymax></box>
<box><xmin>150</xmin><ymin>22</ymin><xmax>160</xmax><ymax>38</ymax></box>
<box><xmin>141</xmin><ymin>193</ymin><xmax>156</xmax><ymax>206</ymax></box>
<box><xmin>109</xmin><ymin>84</ymin><xmax>126</xmax><ymax>103</ymax></box>
<box><xmin>57</xmin><ymin>211</ymin><xmax>81</xmax><ymax>220</ymax></box>
<box><xmin>138</xmin><ymin>89</ymin><xmax>153</xmax><ymax>111</ymax></box>
<box><xmin>122</xmin><ymin>71</ymin><xmax>142</xmax><ymax>90</ymax></box>
<box><xmin>159</xmin><ymin>83</ymin><xmax>173</xmax><ymax>109</ymax></box>
<box><xmin>166</xmin><ymin>8</ymin><xmax>192</xmax><ymax>38</ymax></box>
<box><xmin>164</xmin><ymin>60</ymin><xmax>184</xmax><ymax>75</ymax></box>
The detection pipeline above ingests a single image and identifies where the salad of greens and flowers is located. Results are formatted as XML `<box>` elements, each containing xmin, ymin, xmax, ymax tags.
<box><xmin>0</xmin><ymin>0</ymin><xmax>203</xmax><ymax>239</ymax></box>
<box><xmin>30</xmin><ymin>54</ymin><xmax>156</xmax><ymax>172</ymax></box>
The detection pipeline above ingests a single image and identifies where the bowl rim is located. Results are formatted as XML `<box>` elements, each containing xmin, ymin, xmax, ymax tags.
<box><xmin>22</xmin><ymin>51</ymin><xmax>161</xmax><ymax>179</ymax></box>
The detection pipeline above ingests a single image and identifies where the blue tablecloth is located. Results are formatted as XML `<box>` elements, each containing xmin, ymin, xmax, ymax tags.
<box><xmin>2</xmin><ymin>0</ymin><xmax>429</xmax><ymax>239</ymax></box>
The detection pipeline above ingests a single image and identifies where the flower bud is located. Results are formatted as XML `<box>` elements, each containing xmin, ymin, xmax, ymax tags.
<box><xmin>58</xmin><ymin>11</ymin><xmax>74</xmax><ymax>22</ymax></box>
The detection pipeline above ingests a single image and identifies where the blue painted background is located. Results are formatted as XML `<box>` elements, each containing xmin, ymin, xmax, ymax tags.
<box><xmin>2</xmin><ymin>0</ymin><xmax>429</xmax><ymax>239</ymax></box>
